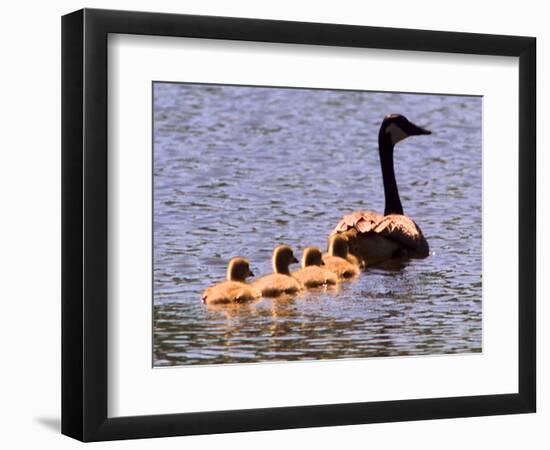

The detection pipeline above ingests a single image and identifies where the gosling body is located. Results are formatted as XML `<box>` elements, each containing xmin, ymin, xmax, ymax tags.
<box><xmin>323</xmin><ymin>235</ymin><xmax>360</xmax><ymax>280</ymax></box>
<box><xmin>293</xmin><ymin>247</ymin><xmax>338</xmax><ymax>288</ymax></box>
<box><xmin>202</xmin><ymin>257</ymin><xmax>260</xmax><ymax>305</ymax></box>
<box><xmin>253</xmin><ymin>245</ymin><xmax>302</xmax><ymax>297</ymax></box>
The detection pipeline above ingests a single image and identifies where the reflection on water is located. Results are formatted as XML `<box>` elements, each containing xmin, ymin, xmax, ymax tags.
<box><xmin>153</xmin><ymin>83</ymin><xmax>482</xmax><ymax>366</ymax></box>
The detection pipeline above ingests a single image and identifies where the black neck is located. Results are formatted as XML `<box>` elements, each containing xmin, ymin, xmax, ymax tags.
<box><xmin>378</xmin><ymin>130</ymin><xmax>404</xmax><ymax>216</ymax></box>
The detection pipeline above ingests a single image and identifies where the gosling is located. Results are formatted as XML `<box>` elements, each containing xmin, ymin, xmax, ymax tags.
<box><xmin>253</xmin><ymin>245</ymin><xmax>302</xmax><ymax>297</ymax></box>
<box><xmin>327</xmin><ymin>230</ymin><xmax>365</xmax><ymax>268</ymax></box>
<box><xmin>292</xmin><ymin>246</ymin><xmax>338</xmax><ymax>288</ymax></box>
<box><xmin>201</xmin><ymin>257</ymin><xmax>261</xmax><ymax>305</ymax></box>
<box><xmin>323</xmin><ymin>235</ymin><xmax>360</xmax><ymax>280</ymax></box>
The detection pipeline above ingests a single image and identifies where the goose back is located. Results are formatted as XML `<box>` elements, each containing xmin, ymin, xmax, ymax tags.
<box><xmin>331</xmin><ymin>210</ymin><xmax>429</xmax><ymax>262</ymax></box>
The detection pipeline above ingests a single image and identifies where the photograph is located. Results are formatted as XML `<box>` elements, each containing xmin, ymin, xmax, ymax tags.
<box><xmin>152</xmin><ymin>82</ymin><xmax>482</xmax><ymax>367</ymax></box>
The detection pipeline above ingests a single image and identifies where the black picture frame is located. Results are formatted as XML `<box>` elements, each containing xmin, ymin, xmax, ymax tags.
<box><xmin>61</xmin><ymin>8</ymin><xmax>536</xmax><ymax>442</ymax></box>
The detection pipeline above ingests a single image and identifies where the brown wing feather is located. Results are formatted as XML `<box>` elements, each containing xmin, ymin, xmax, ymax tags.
<box><xmin>373</xmin><ymin>214</ymin><xmax>428</xmax><ymax>255</ymax></box>
<box><xmin>331</xmin><ymin>211</ymin><xmax>429</xmax><ymax>259</ymax></box>
<box><xmin>331</xmin><ymin>210</ymin><xmax>384</xmax><ymax>235</ymax></box>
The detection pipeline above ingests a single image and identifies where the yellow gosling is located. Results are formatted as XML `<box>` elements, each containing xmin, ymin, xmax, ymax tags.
<box><xmin>323</xmin><ymin>235</ymin><xmax>360</xmax><ymax>280</ymax></box>
<box><xmin>201</xmin><ymin>257</ymin><xmax>261</xmax><ymax>305</ymax></box>
<box><xmin>292</xmin><ymin>246</ymin><xmax>338</xmax><ymax>288</ymax></box>
<box><xmin>253</xmin><ymin>245</ymin><xmax>302</xmax><ymax>297</ymax></box>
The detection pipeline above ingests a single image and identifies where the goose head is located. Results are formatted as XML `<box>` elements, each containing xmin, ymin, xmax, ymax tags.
<box><xmin>272</xmin><ymin>245</ymin><xmax>299</xmax><ymax>275</ymax></box>
<box><xmin>328</xmin><ymin>234</ymin><xmax>350</xmax><ymax>259</ymax></box>
<box><xmin>381</xmin><ymin>114</ymin><xmax>431</xmax><ymax>146</ymax></box>
<box><xmin>301</xmin><ymin>247</ymin><xmax>325</xmax><ymax>268</ymax></box>
<box><xmin>226</xmin><ymin>257</ymin><xmax>255</xmax><ymax>282</ymax></box>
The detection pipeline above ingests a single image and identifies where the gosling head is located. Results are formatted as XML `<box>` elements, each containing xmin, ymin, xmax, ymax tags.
<box><xmin>272</xmin><ymin>245</ymin><xmax>299</xmax><ymax>275</ymax></box>
<box><xmin>301</xmin><ymin>247</ymin><xmax>325</xmax><ymax>268</ymax></box>
<box><xmin>226</xmin><ymin>257</ymin><xmax>255</xmax><ymax>282</ymax></box>
<box><xmin>380</xmin><ymin>114</ymin><xmax>431</xmax><ymax>146</ymax></box>
<box><xmin>328</xmin><ymin>234</ymin><xmax>350</xmax><ymax>259</ymax></box>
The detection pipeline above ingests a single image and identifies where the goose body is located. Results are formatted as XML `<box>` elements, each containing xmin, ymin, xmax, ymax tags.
<box><xmin>322</xmin><ymin>235</ymin><xmax>360</xmax><ymax>280</ymax></box>
<box><xmin>331</xmin><ymin>114</ymin><xmax>431</xmax><ymax>265</ymax></box>
<box><xmin>332</xmin><ymin>212</ymin><xmax>429</xmax><ymax>264</ymax></box>
<box><xmin>292</xmin><ymin>247</ymin><xmax>338</xmax><ymax>288</ymax></box>
<box><xmin>202</xmin><ymin>257</ymin><xmax>261</xmax><ymax>305</ymax></box>
<box><xmin>253</xmin><ymin>245</ymin><xmax>302</xmax><ymax>297</ymax></box>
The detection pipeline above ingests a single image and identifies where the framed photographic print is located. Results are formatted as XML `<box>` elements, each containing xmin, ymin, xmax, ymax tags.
<box><xmin>61</xmin><ymin>8</ymin><xmax>536</xmax><ymax>442</ymax></box>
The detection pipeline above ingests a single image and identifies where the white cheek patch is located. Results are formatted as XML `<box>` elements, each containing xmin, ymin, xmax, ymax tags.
<box><xmin>385</xmin><ymin>122</ymin><xmax>408</xmax><ymax>145</ymax></box>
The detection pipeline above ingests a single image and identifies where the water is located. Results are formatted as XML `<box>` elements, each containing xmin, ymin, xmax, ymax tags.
<box><xmin>153</xmin><ymin>82</ymin><xmax>482</xmax><ymax>366</ymax></box>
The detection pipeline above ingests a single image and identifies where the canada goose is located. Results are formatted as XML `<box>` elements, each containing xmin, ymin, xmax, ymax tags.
<box><xmin>292</xmin><ymin>247</ymin><xmax>338</xmax><ymax>288</ymax></box>
<box><xmin>322</xmin><ymin>235</ymin><xmax>360</xmax><ymax>280</ymax></box>
<box><xmin>201</xmin><ymin>257</ymin><xmax>261</xmax><ymax>305</ymax></box>
<box><xmin>253</xmin><ymin>245</ymin><xmax>302</xmax><ymax>297</ymax></box>
<box><xmin>331</xmin><ymin>114</ymin><xmax>431</xmax><ymax>264</ymax></box>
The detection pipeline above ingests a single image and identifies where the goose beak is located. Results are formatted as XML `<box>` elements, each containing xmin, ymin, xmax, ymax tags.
<box><xmin>407</xmin><ymin>122</ymin><xmax>431</xmax><ymax>136</ymax></box>
<box><xmin>249</xmin><ymin>270</ymin><xmax>255</xmax><ymax>277</ymax></box>
<box><xmin>292</xmin><ymin>256</ymin><xmax>299</xmax><ymax>264</ymax></box>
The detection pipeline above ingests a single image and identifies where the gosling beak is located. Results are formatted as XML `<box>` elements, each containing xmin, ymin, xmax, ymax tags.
<box><xmin>249</xmin><ymin>270</ymin><xmax>255</xmax><ymax>277</ymax></box>
<box><xmin>292</xmin><ymin>256</ymin><xmax>299</xmax><ymax>264</ymax></box>
<box><xmin>407</xmin><ymin>121</ymin><xmax>431</xmax><ymax>136</ymax></box>
<box><xmin>320</xmin><ymin>260</ymin><xmax>325</xmax><ymax>266</ymax></box>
